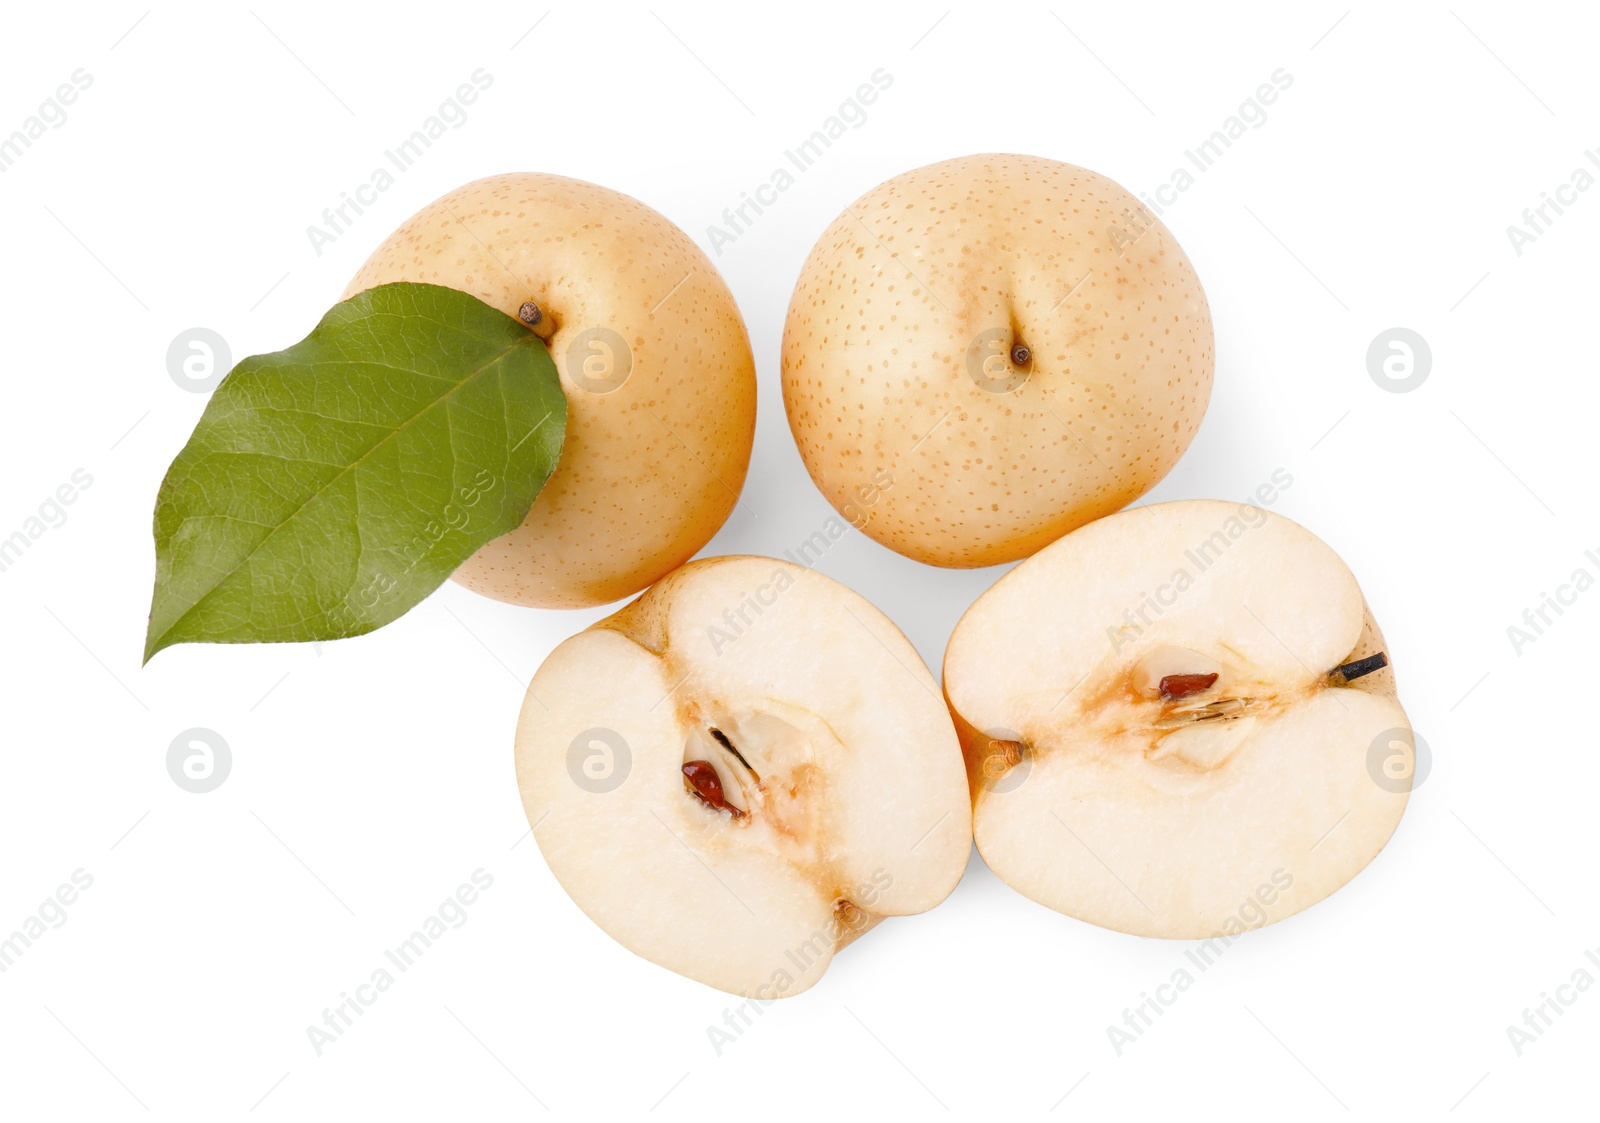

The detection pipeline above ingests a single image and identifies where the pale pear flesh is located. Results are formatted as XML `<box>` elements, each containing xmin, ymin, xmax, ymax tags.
<box><xmin>345</xmin><ymin>173</ymin><xmax>757</xmax><ymax>609</ymax></box>
<box><xmin>517</xmin><ymin>557</ymin><xmax>972</xmax><ymax>997</ymax></box>
<box><xmin>943</xmin><ymin>501</ymin><xmax>1412</xmax><ymax>938</ymax></box>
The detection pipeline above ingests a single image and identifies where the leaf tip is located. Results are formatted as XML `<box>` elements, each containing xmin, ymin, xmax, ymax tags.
<box><xmin>142</xmin><ymin>626</ymin><xmax>170</xmax><ymax>666</ymax></box>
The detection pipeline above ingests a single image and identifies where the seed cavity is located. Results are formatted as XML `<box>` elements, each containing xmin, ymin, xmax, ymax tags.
<box><xmin>1154</xmin><ymin>697</ymin><xmax>1250</xmax><ymax>729</ymax></box>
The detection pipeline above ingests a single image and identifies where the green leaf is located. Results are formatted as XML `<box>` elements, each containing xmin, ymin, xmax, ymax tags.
<box><xmin>144</xmin><ymin>282</ymin><xmax>566</xmax><ymax>662</ymax></box>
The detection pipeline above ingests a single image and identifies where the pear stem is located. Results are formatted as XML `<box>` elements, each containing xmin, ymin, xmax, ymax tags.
<box><xmin>1332</xmin><ymin>652</ymin><xmax>1388</xmax><ymax>682</ymax></box>
<box><xmin>517</xmin><ymin>300</ymin><xmax>556</xmax><ymax>341</ymax></box>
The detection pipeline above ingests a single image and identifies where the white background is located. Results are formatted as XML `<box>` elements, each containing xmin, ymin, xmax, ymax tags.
<box><xmin>1</xmin><ymin>1</ymin><xmax>1593</xmax><ymax>1118</ymax></box>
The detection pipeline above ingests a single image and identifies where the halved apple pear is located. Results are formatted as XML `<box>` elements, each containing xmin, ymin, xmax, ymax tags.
<box><xmin>517</xmin><ymin>556</ymin><xmax>972</xmax><ymax>996</ymax></box>
<box><xmin>943</xmin><ymin>500</ymin><xmax>1412</xmax><ymax>938</ymax></box>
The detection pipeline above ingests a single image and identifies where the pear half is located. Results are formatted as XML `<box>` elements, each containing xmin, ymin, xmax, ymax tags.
<box><xmin>943</xmin><ymin>500</ymin><xmax>1412</xmax><ymax>938</ymax></box>
<box><xmin>517</xmin><ymin>557</ymin><xmax>971</xmax><ymax>996</ymax></box>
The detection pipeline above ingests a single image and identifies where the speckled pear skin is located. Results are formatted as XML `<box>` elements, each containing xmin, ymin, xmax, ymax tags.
<box><xmin>345</xmin><ymin>173</ymin><xmax>757</xmax><ymax>609</ymax></box>
<box><xmin>781</xmin><ymin>153</ymin><xmax>1213</xmax><ymax>568</ymax></box>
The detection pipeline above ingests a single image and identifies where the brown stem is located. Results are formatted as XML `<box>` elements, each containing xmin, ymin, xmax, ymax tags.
<box><xmin>1331</xmin><ymin>652</ymin><xmax>1388</xmax><ymax>683</ymax></box>
<box><xmin>517</xmin><ymin>300</ymin><xmax>556</xmax><ymax>341</ymax></box>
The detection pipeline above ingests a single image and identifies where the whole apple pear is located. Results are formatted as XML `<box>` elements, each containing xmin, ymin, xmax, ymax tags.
<box><xmin>345</xmin><ymin>173</ymin><xmax>757</xmax><ymax>608</ymax></box>
<box><xmin>782</xmin><ymin>153</ymin><xmax>1213</xmax><ymax>567</ymax></box>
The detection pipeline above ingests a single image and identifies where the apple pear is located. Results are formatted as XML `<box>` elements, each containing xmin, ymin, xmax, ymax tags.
<box><xmin>782</xmin><ymin>153</ymin><xmax>1213</xmax><ymax>567</ymax></box>
<box><xmin>942</xmin><ymin>500</ymin><xmax>1413</xmax><ymax>938</ymax></box>
<box><xmin>516</xmin><ymin>556</ymin><xmax>972</xmax><ymax>996</ymax></box>
<box><xmin>345</xmin><ymin>173</ymin><xmax>757</xmax><ymax>608</ymax></box>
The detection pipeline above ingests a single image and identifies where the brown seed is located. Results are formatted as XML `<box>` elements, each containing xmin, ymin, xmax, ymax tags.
<box><xmin>1160</xmin><ymin>672</ymin><xmax>1219</xmax><ymax>700</ymax></box>
<box><xmin>683</xmin><ymin>760</ymin><xmax>737</xmax><ymax>814</ymax></box>
<box><xmin>517</xmin><ymin>301</ymin><xmax>542</xmax><ymax>326</ymax></box>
